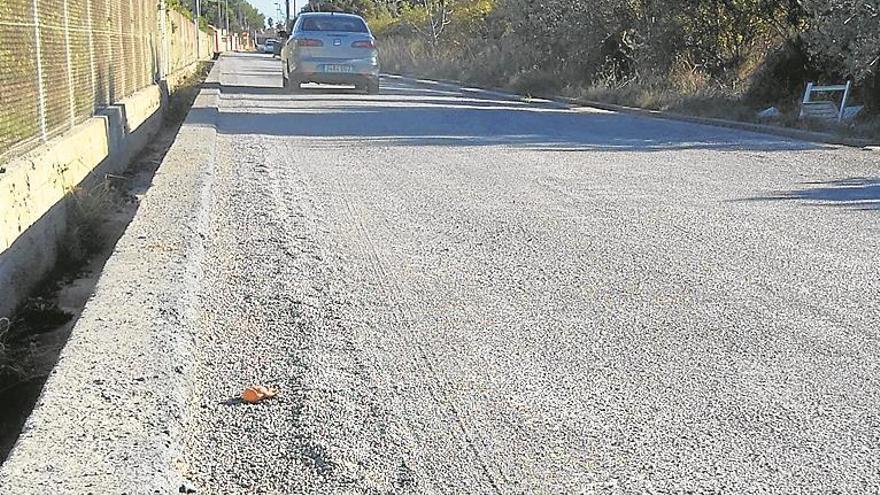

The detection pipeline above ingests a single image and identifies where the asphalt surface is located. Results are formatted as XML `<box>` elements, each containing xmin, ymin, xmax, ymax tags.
<box><xmin>182</xmin><ymin>53</ymin><xmax>880</xmax><ymax>494</ymax></box>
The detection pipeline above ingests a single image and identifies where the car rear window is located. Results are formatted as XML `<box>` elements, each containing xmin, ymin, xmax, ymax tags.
<box><xmin>300</xmin><ymin>16</ymin><xmax>368</xmax><ymax>33</ymax></box>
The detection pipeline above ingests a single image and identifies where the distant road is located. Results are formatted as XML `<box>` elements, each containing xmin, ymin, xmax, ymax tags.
<box><xmin>185</xmin><ymin>52</ymin><xmax>880</xmax><ymax>494</ymax></box>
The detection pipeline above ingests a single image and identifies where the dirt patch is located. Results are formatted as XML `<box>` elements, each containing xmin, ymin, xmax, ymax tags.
<box><xmin>0</xmin><ymin>62</ymin><xmax>212</xmax><ymax>463</ymax></box>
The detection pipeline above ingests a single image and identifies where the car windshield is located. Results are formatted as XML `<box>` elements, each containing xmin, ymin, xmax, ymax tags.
<box><xmin>300</xmin><ymin>16</ymin><xmax>368</xmax><ymax>33</ymax></box>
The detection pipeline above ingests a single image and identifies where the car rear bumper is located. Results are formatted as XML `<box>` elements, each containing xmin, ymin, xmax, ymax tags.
<box><xmin>290</xmin><ymin>56</ymin><xmax>379</xmax><ymax>82</ymax></box>
<box><xmin>295</xmin><ymin>73</ymin><xmax>377</xmax><ymax>86</ymax></box>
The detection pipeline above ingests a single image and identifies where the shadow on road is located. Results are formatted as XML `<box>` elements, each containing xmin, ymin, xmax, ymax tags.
<box><xmin>743</xmin><ymin>177</ymin><xmax>880</xmax><ymax>210</ymax></box>
<box><xmin>197</xmin><ymin>73</ymin><xmax>824</xmax><ymax>153</ymax></box>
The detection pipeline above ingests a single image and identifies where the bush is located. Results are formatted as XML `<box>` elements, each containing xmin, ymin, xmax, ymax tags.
<box><xmin>508</xmin><ymin>69</ymin><xmax>563</xmax><ymax>96</ymax></box>
<box><xmin>363</xmin><ymin>0</ymin><xmax>877</xmax><ymax>122</ymax></box>
<box><xmin>59</xmin><ymin>181</ymin><xmax>122</xmax><ymax>266</ymax></box>
<box><xmin>744</xmin><ymin>40</ymin><xmax>821</xmax><ymax>109</ymax></box>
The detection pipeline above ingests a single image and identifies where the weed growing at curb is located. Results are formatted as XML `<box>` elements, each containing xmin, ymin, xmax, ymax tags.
<box><xmin>0</xmin><ymin>319</ymin><xmax>19</xmax><ymax>380</ymax></box>
<box><xmin>165</xmin><ymin>62</ymin><xmax>213</xmax><ymax>125</ymax></box>
<box><xmin>59</xmin><ymin>182</ymin><xmax>126</xmax><ymax>266</ymax></box>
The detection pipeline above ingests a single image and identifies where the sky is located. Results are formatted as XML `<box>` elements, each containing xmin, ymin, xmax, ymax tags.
<box><xmin>251</xmin><ymin>0</ymin><xmax>302</xmax><ymax>25</ymax></box>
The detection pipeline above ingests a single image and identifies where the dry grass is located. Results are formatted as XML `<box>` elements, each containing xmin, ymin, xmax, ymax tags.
<box><xmin>0</xmin><ymin>318</ymin><xmax>17</xmax><ymax>379</ymax></box>
<box><xmin>59</xmin><ymin>180</ymin><xmax>124</xmax><ymax>266</ymax></box>
<box><xmin>165</xmin><ymin>61</ymin><xmax>213</xmax><ymax>124</ymax></box>
<box><xmin>378</xmin><ymin>34</ymin><xmax>879</xmax><ymax>143</ymax></box>
<box><xmin>570</xmin><ymin>83</ymin><xmax>756</xmax><ymax>121</ymax></box>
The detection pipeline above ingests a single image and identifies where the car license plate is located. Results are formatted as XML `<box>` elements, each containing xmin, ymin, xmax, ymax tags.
<box><xmin>323</xmin><ymin>64</ymin><xmax>353</xmax><ymax>73</ymax></box>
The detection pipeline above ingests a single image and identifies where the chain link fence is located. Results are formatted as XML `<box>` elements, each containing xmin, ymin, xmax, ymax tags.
<box><xmin>0</xmin><ymin>0</ymin><xmax>214</xmax><ymax>163</ymax></box>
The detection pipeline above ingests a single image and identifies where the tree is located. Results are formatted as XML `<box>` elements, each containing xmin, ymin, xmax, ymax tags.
<box><xmin>805</xmin><ymin>0</ymin><xmax>880</xmax><ymax>80</ymax></box>
<box><xmin>179</xmin><ymin>0</ymin><xmax>265</xmax><ymax>32</ymax></box>
<box><xmin>304</xmin><ymin>0</ymin><xmax>377</xmax><ymax>15</ymax></box>
<box><xmin>805</xmin><ymin>0</ymin><xmax>880</xmax><ymax>109</ymax></box>
<box><xmin>403</xmin><ymin>0</ymin><xmax>453</xmax><ymax>45</ymax></box>
<box><xmin>361</xmin><ymin>0</ymin><xmax>880</xmax><ymax>113</ymax></box>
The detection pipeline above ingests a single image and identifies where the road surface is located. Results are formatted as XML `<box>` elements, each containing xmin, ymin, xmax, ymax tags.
<box><xmin>183</xmin><ymin>53</ymin><xmax>880</xmax><ymax>494</ymax></box>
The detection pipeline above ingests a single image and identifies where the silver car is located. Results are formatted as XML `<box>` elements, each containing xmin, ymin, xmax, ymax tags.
<box><xmin>280</xmin><ymin>12</ymin><xmax>380</xmax><ymax>94</ymax></box>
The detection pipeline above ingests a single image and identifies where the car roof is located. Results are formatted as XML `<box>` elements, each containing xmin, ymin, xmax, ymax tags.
<box><xmin>297</xmin><ymin>12</ymin><xmax>364</xmax><ymax>20</ymax></box>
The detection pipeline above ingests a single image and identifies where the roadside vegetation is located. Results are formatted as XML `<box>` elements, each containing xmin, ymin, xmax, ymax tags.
<box><xmin>314</xmin><ymin>0</ymin><xmax>880</xmax><ymax>139</ymax></box>
<box><xmin>166</xmin><ymin>0</ymin><xmax>264</xmax><ymax>32</ymax></box>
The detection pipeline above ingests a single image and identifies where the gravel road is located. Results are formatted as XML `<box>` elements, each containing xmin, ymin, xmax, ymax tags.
<box><xmin>183</xmin><ymin>53</ymin><xmax>880</xmax><ymax>494</ymax></box>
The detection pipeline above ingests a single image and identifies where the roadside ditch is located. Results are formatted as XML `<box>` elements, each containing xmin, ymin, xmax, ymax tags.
<box><xmin>0</xmin><ymin>62</ymin><xmax>212</xmax><ymax>463</ymax></box>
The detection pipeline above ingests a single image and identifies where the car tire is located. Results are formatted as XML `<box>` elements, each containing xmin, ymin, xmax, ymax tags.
<box><xmin>288</xmin><ymin>77</ymin><xmax>302</xmax><ymax>94</ymax></box>
<box><xmin>367</xmin><ymin>78</ymin><xmax>380</xmax><ymax>95</ymax></box>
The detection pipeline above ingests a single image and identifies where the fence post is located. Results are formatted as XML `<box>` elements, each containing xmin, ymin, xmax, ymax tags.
<box><xmin>838</xmin><ymin>81</ymin><xmax>852</xmax><ymax>123</ymax></box>
<box><xmin>85</xmin><ymin>0</ymin><xmax>97</xmax><ymax>107</ymax></box>
<box><xmin>137</xmin><ymin>0</ymin><xmax>145</xmax><ymax>88</ymax></box>
<box><xmin>128</xmin><ymin>0</ymin><xmax>135</xmax><ymax>93</ymax></box>
<box><xmin>31</xmin><ymin>0</ymin><xmax>47</xmax><ymax>142</ymax></box>
<box><xmin>63</xmin><ymin>0</ymin><xmax>76</xmax><ymax>127</ymax></box>
<box><xmin>159</xmin><ymin>0</ymin><xmax>167</xmax><ymax>81</ymax></box>
<box><xmin>116</xmin><ymin>0</ymin><xmax>125</xmax><ymax>98</ymax></box>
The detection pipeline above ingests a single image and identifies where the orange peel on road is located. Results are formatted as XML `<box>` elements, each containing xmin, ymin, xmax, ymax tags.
<box><xmin>241</xmin><ymin>385</ymin><xmax>278</xmax><ymax>404</ymax></box>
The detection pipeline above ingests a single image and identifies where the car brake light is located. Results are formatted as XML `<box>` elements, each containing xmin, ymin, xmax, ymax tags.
<box><xmin>351</xmin><ymin>40</ymin><xmax>375</xmax><ymax>49</ymax></box>
<box><xmin>296</xmin><ymin>38</ymin><xmax>323</xmax><ymax>47</ymax></box>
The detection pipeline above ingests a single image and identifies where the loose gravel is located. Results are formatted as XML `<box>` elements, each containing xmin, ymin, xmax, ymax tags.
<box><xmin>184</xmin><ymin>53</ymin><xmax>880</xmax><ymax>494</ymax></box>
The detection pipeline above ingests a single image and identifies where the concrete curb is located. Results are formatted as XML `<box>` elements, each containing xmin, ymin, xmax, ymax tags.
<box><xmin>0</xmin><ymin>63</ymin><xmax>221</xmax><ymax>494</ymax></box>
<box><xmin>384</xmin><ymin>74</ymin><xmax>878</xmax><ymax>149</ymax></box>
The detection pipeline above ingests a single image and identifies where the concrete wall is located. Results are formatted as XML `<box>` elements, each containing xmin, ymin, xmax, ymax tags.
<box><xmin>0</xmin><ymin>63</ymin><xmax>204</xmax><ymax>319</ymax></box>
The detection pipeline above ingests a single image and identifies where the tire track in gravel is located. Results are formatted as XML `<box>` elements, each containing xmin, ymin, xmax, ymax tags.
<box><xmin>266</xmin><ymin>138</ymin><xmax>504</xmax><ymax>494</ymax></box>
<box><xmin>185</xmin><ymin>134</ymin><xmax>317</xmax><ymax>493</ymax></box>
<box><xmin>278</xmin><ymin>142</ymin><xmax>639</xmax><ymax>494</ymax></box>
<box><xmin>257</xmin><ymin>135</ymin><xmax>426</xmax><ymax>494</ymax></box>
<box><xmin>337</xmin><ymin>177</ymin><xmax>506</xmax><ymax>495</ymax></box>
<box><xmin>185</xmin><ymin>133</ymin><xmax>418</xmax><ymax>494</ymax></box>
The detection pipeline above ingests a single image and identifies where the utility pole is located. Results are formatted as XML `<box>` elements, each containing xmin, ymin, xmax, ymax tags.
<box><xmin>224</xmin><ymin>0</ymin><xmax>230</xmax><ymax>50</ymax></box>
<box><xmin>215</xmin><ymin>0</ymin><xmax>221</xmax><ymax>51</ymax></box>
<box><xmin>285</xmin><ymin>0</ymin><xmax>290</xmax><ymax>28</ymax></box>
